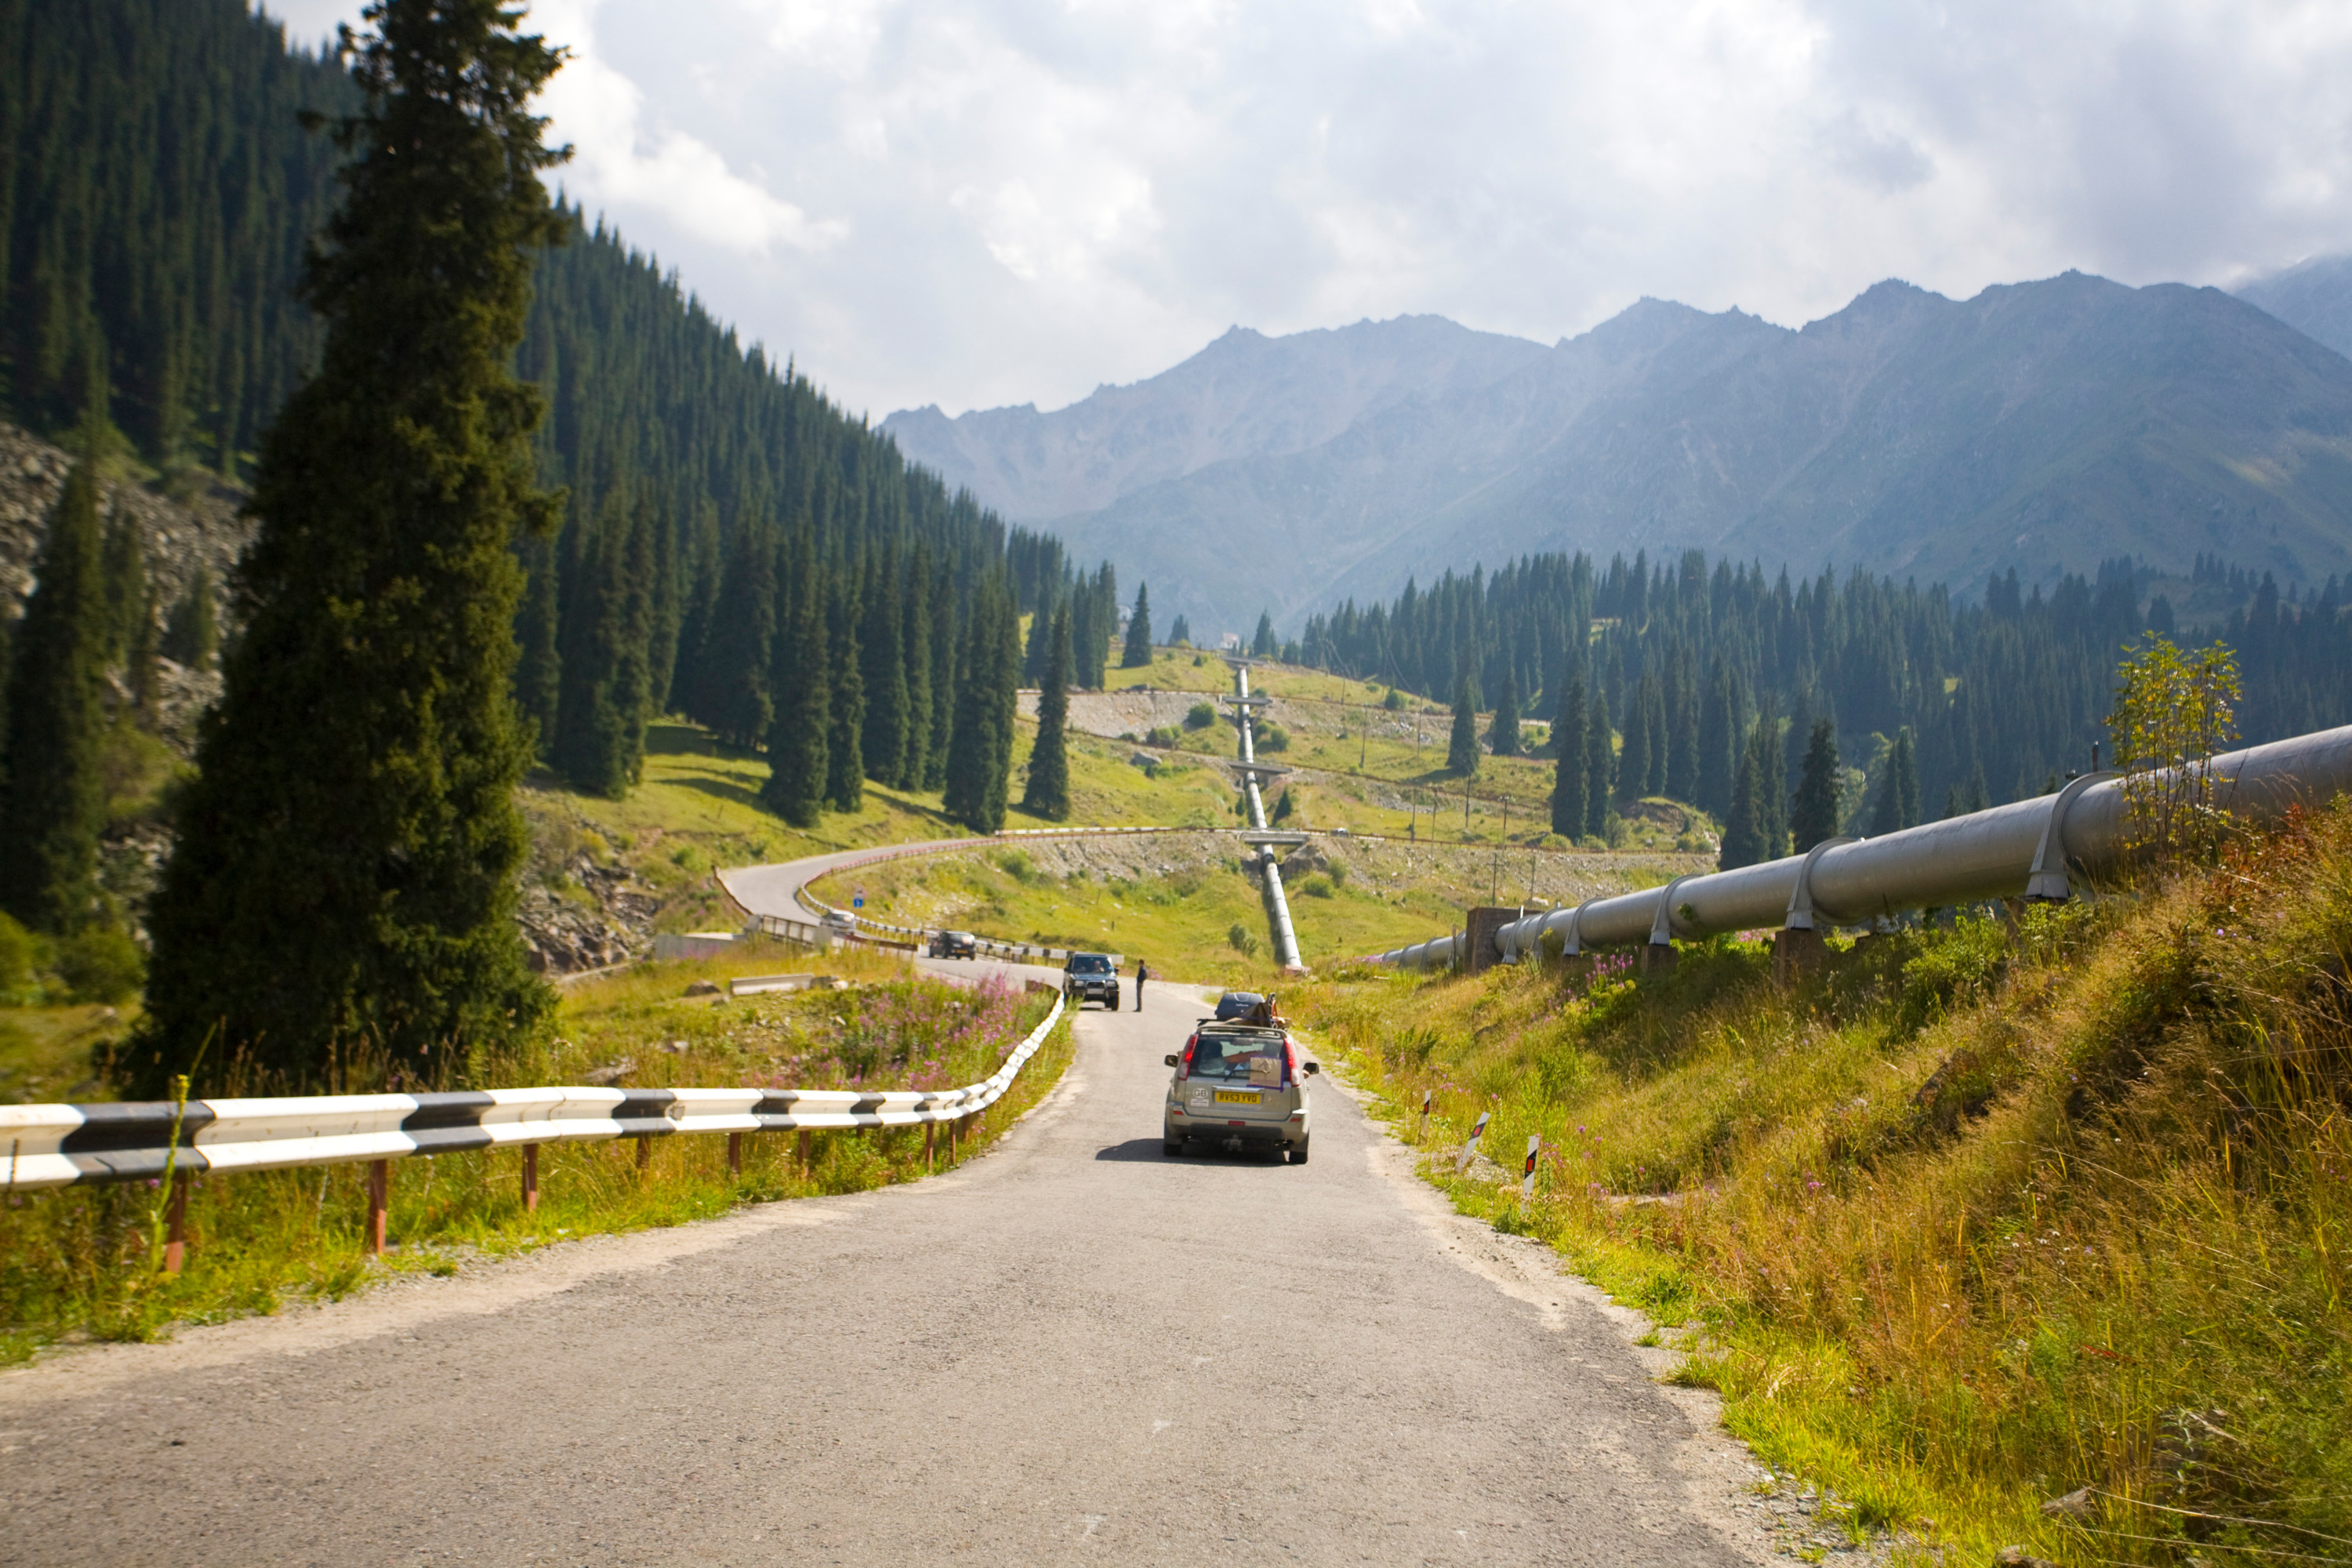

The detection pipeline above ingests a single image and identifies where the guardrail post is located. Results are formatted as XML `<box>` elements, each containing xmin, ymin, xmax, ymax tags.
<box><xmin>727</xmin><ymin>1131</ymin><xmax>742</xmax><ymax>1178</ymax></box>
<box><xmin>797</xmin><ymin>1129</ymin><xmax>812</xmax><ymax>1177</ymax></box>
<box><xmin>924</xmin><ymin>1122</ymin><xmax>935</xmax><ymax>1171</ymax></box>
<box><xmin>162</xmin><ymin>1171</ymin><xmax>191</xmax><ymax>1275</ymax></box>
<box><xmin>635</xmin><ymin>1136</ymin><xmax>651</xmax><ymax>1172</ymax></box>
<box><xmin>521</xmin><ymin>1143</ymin><xmax>539</xmax><ymax>1212</ymax></box>
<box><xmin>365</xmin><ymin>1159</ymin><xmax>389</xmax><ymax>1255</ymax></box>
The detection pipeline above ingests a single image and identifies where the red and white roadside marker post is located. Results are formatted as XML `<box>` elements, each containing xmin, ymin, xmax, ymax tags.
<box><xmin>1456</xmin><ymin>1110</ymin><xmax>1491</xmax><ymax>1175</ymax></box>
<box><xmin>1522</xmin><ymin>1134</ymin><xmax>1540</xmax><ymax>1201</ymax></box>
<box><xmin>1419</xmin><ymin>1090</ymin><xmax>1432</xmax><ymax>1143</ymax></box>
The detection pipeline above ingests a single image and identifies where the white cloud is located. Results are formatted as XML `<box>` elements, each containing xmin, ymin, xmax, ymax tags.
<box><xmin>253</xmin><ymin>0</ymin><xmax>2352</xmax><ymax>420</ymax></box>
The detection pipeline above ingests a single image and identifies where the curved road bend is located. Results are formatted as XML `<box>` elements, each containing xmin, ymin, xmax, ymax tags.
<box><xmin>0</xmin><ymin>978</ymin><xmax>1770</xmax><ymax>1566</ymax></box>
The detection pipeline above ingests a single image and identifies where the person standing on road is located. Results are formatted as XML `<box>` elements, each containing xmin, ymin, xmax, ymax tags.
<box><xmin>1134</xmin><ymin>960</ymin><xmax>1149</xmax><ymax>1011</ymax></box>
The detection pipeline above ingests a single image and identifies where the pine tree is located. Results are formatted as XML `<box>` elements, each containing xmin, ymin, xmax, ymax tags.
<box><xmin>161</xmin><ymin>561</ymin><xmax>217</xmax><ymax>670</ymax></box>
<box><xmin>138</xmin><ymin>1</ymin><xmax>568</xmax><ymax>1092</ymax></box>
<box><xmin>898</xmin><ymin>550</ymin><xmax>932</xmax><ymax>791</ymax></box>
<box><xmin>703</xmin><ymin>521</ymin><xmax>776</xmax><ymax>749</ymax></box>
<box><xmin>924</xmin><ymin>564</ymin><xmax>956</xmax><ymax>789</ymax></box>
<box><xmin>1667</xmin><ymin>652</ymin><xmax>1699</xmax><ymax>800</ymax></box>
<box><xmin>1489</xmin><ymin>668</ymin><xmax>1521</xmax><ymax>757</ymax></box>
<box><xmin>1869</xmin><ymin>728</ymin><xmax>1918</xmax><ymax>835</ymax></box>
<box><xmin>125</xmin><ymin>581</ymin><xmax>160</xmax><ymax>720</ymax></box>
<box><xmin>512</xmin><ymin>533</ymin><xmax>561</xmax><ymax>759</ymax></box>
<box><xmin>1447</xmin><ymin>671</ymin><xmax>1480</xmax><ymax>776</ymax></box>
<box><xmin>1022</xmin><ymin>590</ymin><xmax>1057</xmax><ymax>686</ymax></box>
<box><xmin>761</xmin><ymin>550</ymin><xmax>829</xmax><ymax>828</ymax></box>
<box><xmin>944</xmin><ymin>572</ymin><xmax>1017</xmax><ymax>833</ymax></box>
<box><xmin>825</xmin><ymin>568</ymin><xmax>864</xmax><ymax>812</ymax></box>
<box><xmin>0</xmin><ymin>431</ymin><xmax>109</xmax><ymax>933</ymax></box>
<box><xmin>1550</xmin><ymin>674</ymin><xmax>1587</xmax><ymax>838</ymax></box>
<box><xmin>1121</xmin><ymin>582</ymin><xmax>1152</xmax><ymax>668</ymax></box>
<box><xmin>1251</xmin><ymin>611</ymin><xmax>1277</xmax><ymax>659</ymax></box>
<box><xmin>1719</xmin><ymin>728</ymin><xmax>1764</xmax><ymax>871</ymax></box>
<box><xmin>1021</xmin><ymin>605</ymin><xmax>1071</xmax><ymax>820</ymax></box>
<box><xmin>1169</xmin><ymin>613</ymin><xmax>1191</xmax><ymax>648</ymax></box>
<box><xmin>1618</xmin><ymin>673</ymin><xmax>1652</xmax><ymax>803</ymax></box>
<box><xmin>553</xmin><ymin>487</ymin><xmax>655</xmax><ymax>797</ymax></box>
<box><xmin>1583</xmin><ymin>695</ymin><xmax>1614</xmax><ymax>840</ymax></box>
<box><xmin>859</xmin><ymin>554</ymin><xmax>907</xmax><ymax>788</ymax></box>
<box><xmin>1757</xmin><ymin>717</ymin><xmax>1790</xmax><ymax>860</ymax></box>
<box><xmin>1791</xmin><ymin>718</ymin><xmax>1842</xmax><ymax>851</ymax></box>
<box><xmin>1645</xmin><ymin>672</ymin><xmax>1670</xmax><ymax>796</ymax></box>
<box><xmin>1696</xmin><ymin>657</ymin><xmax>1735</xmax><ymax>816</ymax></box>
<box><xmin>100</xmin><ymin>506</ymin><xmax>147</xmax><ymax>666</ymax></box>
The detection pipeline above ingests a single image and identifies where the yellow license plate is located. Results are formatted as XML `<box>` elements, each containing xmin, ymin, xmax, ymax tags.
<box><xmin>1213</xmin><ymin>1091</ymin><xmax>1261</xmax><ymax>1105</ymax></box>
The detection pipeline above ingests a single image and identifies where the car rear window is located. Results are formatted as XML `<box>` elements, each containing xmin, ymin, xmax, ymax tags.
<box><xmin>1069</xmin><ymin>956</ymin><xmax>1111</xmax><ymax>974</ymax></box>
<box><xmin>1188</xmin><ymin>1032</ymin><xmax>1286</xmax><ymax>1082</ymax></box>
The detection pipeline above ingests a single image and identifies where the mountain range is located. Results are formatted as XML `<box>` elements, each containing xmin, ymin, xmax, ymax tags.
<box><xmin>884</xmin><ymin>267</ymin><xmax>2352</xmax><ymax>639</ymax></box>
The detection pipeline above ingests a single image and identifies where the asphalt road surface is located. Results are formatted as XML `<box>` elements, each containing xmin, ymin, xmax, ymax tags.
<box><xmin>0</xmin><ymin>963</ymin><xmax>1771</xmax><ymax>1566</ymax></box>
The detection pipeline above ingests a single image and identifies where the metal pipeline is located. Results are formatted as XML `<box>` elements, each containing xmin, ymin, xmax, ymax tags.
<box><xmin>1229</xmin><ymin>662</ymin><xmax>1305</xmax><ymax>971</ymax></box>
<box><xmin>1371</xmin><ymin>722</ymin><xmax>2352</xmax><ymax>970</ymax></box>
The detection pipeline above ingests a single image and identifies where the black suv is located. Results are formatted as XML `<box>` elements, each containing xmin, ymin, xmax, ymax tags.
<box><xmin>1063</xmin><ymin>952</ymin><xmax>1121</xmax><ymax>1009</ymax></box>
<box><xmin>930</xmin><ymin>930</ymin><xmax>978</xmax><ymax>959</ymax></box>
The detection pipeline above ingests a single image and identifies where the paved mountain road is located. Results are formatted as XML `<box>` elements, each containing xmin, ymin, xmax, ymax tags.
<box><xmin>0</xmin><ymin>966</ymin><xmax>1773</xmax><ymax>1566</ymax></box>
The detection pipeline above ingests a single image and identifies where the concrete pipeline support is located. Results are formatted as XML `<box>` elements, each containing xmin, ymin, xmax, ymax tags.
<box><xmin>1227</xmin><ymin>661</ymin><xmax>1306</xmax><ymax>972</ymax></box>
<box><xmin>1370</xmin><ymin>723</ymin><xmax>2352</xmax><ymax>971</ymax></box>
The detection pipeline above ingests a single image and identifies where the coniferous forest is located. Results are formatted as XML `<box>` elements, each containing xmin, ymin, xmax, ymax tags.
<box><xmin>0</xmin><ymin>0</ymin><xmax>1087</xmax><ymax>858</ymax></box>
<box><xmin>1297</xmin><ymin>549</ymin><xmax>2352</xmax><ymax>840</ymax></box>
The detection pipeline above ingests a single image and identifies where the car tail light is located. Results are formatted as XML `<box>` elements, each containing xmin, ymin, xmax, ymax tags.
<box><xmin>1178</xmin><ymin>1034</ymin><xmax>1198</xmax><ymax>1077</ymax></box>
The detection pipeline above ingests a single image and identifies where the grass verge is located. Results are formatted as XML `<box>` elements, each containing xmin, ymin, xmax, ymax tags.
<box><xmin>0</xmin><ymin>944</ymin><xmax>1073</xmax><ymax>1365</ymax></box>
<box><xmin>1290</xmin><ymin>810</ymin><xmax>2352</xmax><ymax>1568</ymax></box>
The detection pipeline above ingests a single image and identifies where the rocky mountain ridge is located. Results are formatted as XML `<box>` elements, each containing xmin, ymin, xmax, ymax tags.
<box><xmin>888</xmin><ymin>271</ymin><xmax>2352</xmax><ymax>636</ymax></box>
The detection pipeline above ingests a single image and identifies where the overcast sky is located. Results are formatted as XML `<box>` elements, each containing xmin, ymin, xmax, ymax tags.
<box><xmin>267</xmin><ymin>0</ymin><xmax>2352</xmax><ymax>423</ymax></box>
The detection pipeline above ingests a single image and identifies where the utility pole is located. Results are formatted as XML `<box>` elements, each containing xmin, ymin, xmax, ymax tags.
<box><xmin>1360</xmin><ymin>704</ymin><xmax>1368</xmax><ymax>771</ymax></box>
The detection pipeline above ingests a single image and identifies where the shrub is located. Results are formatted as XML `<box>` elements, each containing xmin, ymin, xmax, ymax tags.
<box><xmin>57</xmin><ymin>928</ymin><xmax>145</xmax><ymax>1005</ymax></box>
<box><xmin>1298</xmin><ymin>875</ymin><xmax>1334</xmax><ymax>898</ymax></box>
<box><xmin>1145</xmin><ymin>725</ymin><xmax>1180</xmax><ymax>747</ymax></box>
<box><xmin>1226</xmin><ymin>923</ymin><xmax>1260</xmax><ymax>956</ymax></box>
<box><xmin>1258</xmin><ymin>723</ymin><xmax>1290</xmax><ymax>753</ymax></box>
<box><xmin>1183</xmin><ymin>702</ymin><xmax>1216</xmax><ymax>731</ymax></box>
<box><xmin>0</xmin><ymin>913</ymin><xmax>50</xmax><ymax>1005</ymax></box>
<box><xmin>1383</xmin><ymin>687</ymin><xmax>1405</xmax><ymax>710</ymax></box>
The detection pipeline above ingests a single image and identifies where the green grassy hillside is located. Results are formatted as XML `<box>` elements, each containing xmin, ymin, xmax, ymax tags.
<box><xmin>1292</xmin><ymin>811</ymin><xmax>2352</xmax><ymax>1567</ymax></box>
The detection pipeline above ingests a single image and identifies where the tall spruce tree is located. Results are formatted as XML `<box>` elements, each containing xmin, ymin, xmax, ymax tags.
<box><xmin>161</xmin><ymin>562</ymin><xmax>218</xmax><ymax>671</ymax></box>
<box><xmin>1121</xmin><ymin>583</ymin><xmax>1152</xmax><ymax>667</ymax></box>
<box><xmin>512</xmin><ymin>533</ymin><xmax>561</xmax><ymax>759</ymax></box>
<box><xmin>1550</xmin><ymin>675</ymin><xmax>1586</xmax><ymax>838</ymax></box>
<box><xmin>1667</xmin><ymin>652</ymin><xmax>1699</xmax><ymax>800</ymax></box>
<box><xmin>944</xmin><ymin>572</ymin><xmax>1017</xmax><ymax>833</ymax></box>
<box><xmin>1021</xmin><ymin>605</ymin><xmax>1072</xmax><ymax>820</ymax></box>
<box><xmin>859</xmin><ymin>553</ymin><xmax>907</xmax><ymax>787</ymax></box>
<box><xmin>1719</xmin><ymin>726</ymin><xmax>1765</xmax><ymax>871</ymax></box>
<box><xmin>0</xmin><ymin>430</ymin><xmax>109</xmax><ymax>933</ymax></box>
<box><xmin>1022</xmin><ymin>588</ymin><xmax>1057</xmax><ymax>686</ymax></box>
<box><xmin>703</xmin><ymin>521</ymin><xmax>776</xmax><ymax>749</ymax></box>
<box><xmin>761</xmin><ymin>550</ymin><xmax>829</xmax><ymax>828</ymax></box>
<box><xmin>924</xmin><ymin>564</ymin><xmax>956</xmax><ymax>789</ymax></box>
<box><xmin>898</xmin><ymin>550</ymin><xmax>933</xmax><ymax>790</ymax></box>
<box><xmin>1869</xmin><ymin>728</ymin><xmax>1919</xmax><ymax>835</ymax></box>
<box><xmin>1696</xmin><ymin>656</ymin><xmax>1735</xmax><ymax>815</ymax></box>
<box><xmin>100</xmin><ymin>506</ymin><xmax>148</xmax><ymax>666</ymax></box>
<box><xmin>137</xmin><ymin>0</ymin><xmax>567</xmax><ymax>1093</ymax></box>
<box><xmin>552</xmin><ymin>486</ymin><xmax>656</xmax><ymax>797</ymax></box>
<box><xmin>1447</xmin><ymin>670</ymin><xmax>1480</xmax><ymax>775</ymax></box>
<box><xmin>1791</xmin><ymin>717</ymin><xmax>1842</xmax><ymax>851</ymax></box>
<box><xmin>1251</xmin><ymin>611</ymin><xmax>1277</xmax><ymax>659</ymax></box>
<box><xmin>1583</xmin><ymin>692</ymin><xmax>1614</xmax><ymax>839</ymax></box>
<box><xmin>1489</xmin><ymin>668</ymin><xmax>1521</xmax><ymax>757</ymax></box>
<box><xmin>824</xmin><ymin>568</ymin><xmax>865</xmax><ymax>811</ymax></box>
<box><xmin>1618</xmin><ymin>672</ymin><xmax>1652</xmax><ymax>802</ymax></box>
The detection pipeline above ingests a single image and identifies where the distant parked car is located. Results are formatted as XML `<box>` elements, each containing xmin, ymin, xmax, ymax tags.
<box><xmin>930</xmin><ymin>930</ymin><xmax>978</xmax><ymax>959</ymax></box>
<box><xmin>1064</xmin><ymin>952</ymin><xmax>1122</xmax><ymax>1009</ymax></box>
<box><xmin>1213</xmin><ymin>990</ymin><xmax>1264</xmax><ymax>1022</ymax></box>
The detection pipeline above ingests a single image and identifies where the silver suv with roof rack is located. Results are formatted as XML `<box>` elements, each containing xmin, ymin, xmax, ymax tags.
<box><xmin>1162</xmin><ymin>1021</ymin><xmax>1319</xmax><ymax>1162</ymax></box>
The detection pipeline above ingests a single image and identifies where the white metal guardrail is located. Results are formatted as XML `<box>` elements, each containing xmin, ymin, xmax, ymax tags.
<box><xmin>0</xmin><ymin>991</ymin><xmax>1063</xmax><ymax>1192</ymax></box>
<box><xmin>1368</xmin><ymin>724</ymin><xmax>2352</xmax><ymax>971</ymax></box>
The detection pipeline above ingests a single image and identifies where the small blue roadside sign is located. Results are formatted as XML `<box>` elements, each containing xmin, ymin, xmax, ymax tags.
<box><xmin>853</xmin><ymin>896</ymin><xmax>864</xmax><ymax>909</ymax></box>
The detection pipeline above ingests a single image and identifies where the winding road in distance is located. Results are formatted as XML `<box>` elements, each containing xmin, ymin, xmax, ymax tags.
<box><xmin>0</xmin><ymin>852</ymin><xmax>1775</xmax><ymax>1566</ymax></box>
